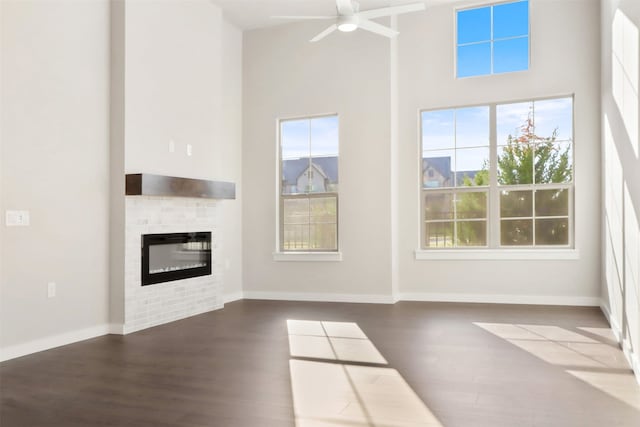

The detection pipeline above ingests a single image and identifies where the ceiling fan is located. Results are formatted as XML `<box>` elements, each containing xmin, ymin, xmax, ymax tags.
<box><xmin>272</xmin><ymin>0</ymin><xmax>426</xmax><ymax>42</ymax></box>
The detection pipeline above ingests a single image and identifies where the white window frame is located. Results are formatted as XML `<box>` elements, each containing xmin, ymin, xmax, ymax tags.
<box><xmin>274</xmin><ymin>113</ymin><xmax>341</xmax><ymax>261</ymax></box>
<box><xmin>455</xmin><ymin>0</ymin><xmax>531</xmax><ymax>79</ymax></box>
<box><xmin>417</xmin><ymin>95</ymin><xmax>577</xmax><ymax>259</ymax></box>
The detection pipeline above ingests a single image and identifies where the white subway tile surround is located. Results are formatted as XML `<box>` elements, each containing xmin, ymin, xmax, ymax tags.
<box><xmin>124</xmin><ymin>197</ymin><xmax>222</xmax><ymax>333</ymax></box>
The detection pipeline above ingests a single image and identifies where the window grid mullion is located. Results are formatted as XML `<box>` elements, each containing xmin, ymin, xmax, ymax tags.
<box><xmin>307</xmin><ymin>119</ymin><xmax>312</xmax><ymax>248</ymax></box>
<box><xmin>489</xmin><ymin>104</ymin><xmax>499</xmax><ymax>248</ymax></box>
<box><xmin>453</xmin><ymin>110</ymin><xmax>458</xmax><ymax>247</ymax></box>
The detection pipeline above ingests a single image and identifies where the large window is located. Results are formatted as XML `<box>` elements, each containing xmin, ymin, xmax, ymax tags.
<box><xmin>279</xmin><ymin>115</ymin><xmax>339</xmax><ymax>252</ymax></box>
<box><xmin>456</xmin><ymin>0</ymin><xmax>529</xmax><ymax>78</ymax></box>
<box><xmin>421</xmin><ymin>97</ymin><xmax>573</xmax><ymax>249</ymax></box>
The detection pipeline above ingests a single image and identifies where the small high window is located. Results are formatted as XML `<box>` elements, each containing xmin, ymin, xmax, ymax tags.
<box><xmin>456</xmin><ymin>0</ymin><xmax>529</xmax><ymax>78</ymax></box>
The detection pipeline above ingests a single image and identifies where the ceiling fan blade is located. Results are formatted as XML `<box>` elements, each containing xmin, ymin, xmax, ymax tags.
<box><xmin>271</xmin><ymin>15</ymin><xmax>335</xmax><ymax>20</ymax></box>
<box><xmin>336</xmin><ymin>0</ymin><xmax>355</xmax><ymax>15</ymax></box>
<box><xmin>310</xmin><ymin>24</ymin><xmax>338</xmax><ymax>42</ymax></box>
<box><xmin>358</xmin><ymin>3</ymin><xmax>426</xmax><ymax>20</ymax></box>
<box><xmin>357</xmin><ymin>19</ymin><xmax>399</xmax><ymax>38</ymax></box>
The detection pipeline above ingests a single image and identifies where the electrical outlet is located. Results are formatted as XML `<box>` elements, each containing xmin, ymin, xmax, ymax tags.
<box><xmin>47</xmin><ymin>282</ymin><xmax>56</xmax><ymax>298</ymax></box>
<box><xmin>6</xmin><ymin>210</ymin><xmax>30</xmax><ymax>226</ymax></box>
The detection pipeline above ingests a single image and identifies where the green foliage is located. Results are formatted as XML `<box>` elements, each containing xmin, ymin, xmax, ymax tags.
<box><xmin>455</xmin><ymin>111</ymin><xmax>571</xmax><ymax>246</ymax></box>
<box><xmin>497</xmin><ymin>115</ymin><xmax>571</xmax><ymax>185</ymax></box>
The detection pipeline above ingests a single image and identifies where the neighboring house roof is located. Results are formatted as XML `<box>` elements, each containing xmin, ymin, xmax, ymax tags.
<box><xmin>282</xmin><ymin>156</ymin><xmax>338</xmax><ymax>185</ymax></box>
<box><xmin>423</xmin><ymin>157</ymin><xmax>451</xmax><ymax>181</ymax></box>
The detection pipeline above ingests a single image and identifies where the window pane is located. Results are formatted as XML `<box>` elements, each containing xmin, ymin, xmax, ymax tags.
<box><xmin>281</xmin><ymin>119</ymin><xmax>309</xmax><ymax>160</ymax></box>
<box><xmin>310</xmin><ymin>197</ymin><xmax>337</xmax><ymax>250</ymax></box>
<box><xmin>310</xmin><ymin>157</ymin><xmax>338</xmax><ymax>192</ymax></box>
<box><xmin>533</xmin><ymin>98</ymin><xmax>573</xmax><ymax>142</ymax></box>
<box><xmin>283</xmin><ymin>198</ymin><xmax>310</xmax><ymax>250</ymax></box>
<box><xmin>457</xmin><ymin>43</ymin><xmax>491</xmax><ymax>78</ymax></box>
<box><xmin>422</xmin><ymin>110</ymin><xmax>455</xmax><ymax>151</ymax></box>
<box><xmin>535</xmin><ymin>218</ymin><xmax>569</xmax><ymax>245</ymax></box>
<box><xmin>423</xmin><ymin>152</ymin><xmax>454</xmax><ymax>188</ymax></box>
<box><xmin>493</xmin><ymin>1</ymin><xmax>529</xmax><ymax>39</ymax></box>
<box><xmin>425</xmin><ymin>221</ymin><xmax>454</xmax><ymax>248</ymax></box>
<box><xmin>535</xmin><ymin>189</ymin><xmax>569</xmax><ymax>217</ymax></box>
<box><xmin>457</xmin><ymin>7</ymin><xmax>491</xmax><ymax>44</ymax></box>
<box><xmin>282</xmin><ymin>158</ymin><xmax>309</xmax><ymax>195</ymax></box>
<box><xmin>494</xmin><ymin>37</ymin><xmax>529</xmax><ymax>74</ymax></box>
<box><xmin>309</xmin><ymin>116</ymin><xmax>338</xmax><ymax>193</ymax></box>
<box><xmin>457</xmin><ymin>221</ymin><xmax>487</xmax><ymax>246</ymax></box>
<box><xmin>455</xmin><ymin>148</ymin><xmax>490</xmax><ymax>186</ymax></box>
<box><xmin>456</xmin><ymin>106</ymin><xmax>490</xmax><ymax>148</ymax></box>
<box><xmin>500</xmin><ymin>190</ymin><xmax>533</xmax><ymax>218</ymax></box>
<box><xmin>424</xmin><ymin>192</ymin><xmax>454</xmax><ymax>221</ymax></box>
<box><xmin>534</xmin><ymin>141</ymin><xmax>572</xmax><ymax>184</ymax></box>
<box><xmin>501</xmin><ymin>219</ymin><xmax>533</xmax><ymax>246</ymax></box>
<box><xmin>457</xmin><ymin>191</ymin><xmax>487</xmax><ymax>219</ymax></box>
<box><xmin>497</xmin><ymin>102</ymin><xmax>533</xmax><ymax>146</ymax></box>
<box><xmin>498</xmin><ymin>143</ymin><xmax>534</xmax><ymax>185</ymax></box>
<box><xmin>310</xmin><ymin>116</ymin><xmax>338</xmax><ymax>157</ymax></box>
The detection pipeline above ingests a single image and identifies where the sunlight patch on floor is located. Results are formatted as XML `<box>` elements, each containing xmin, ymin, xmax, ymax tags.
<box><xmin>287</xmin><ymin>320</ymin><xmax>387</xmax><ymax>364</ymax></box>
<box><xmin>287</xmin><ymin>320</ymin><xmax>442</xmax><ymax>427</ymax></box>
<box><xmin>474</xmin><ymin>321</ymin><xmax>640</xmax><ymax>412</ymax></box>
<box><xmin>567</xmin><ymin>370</ymin><xmax>640</xmax><ymax>411</ymax></box>
<box><xmin>290</xmin><ymin>359</ymin><xmax>443</xmax><ymax>427</ymax></box>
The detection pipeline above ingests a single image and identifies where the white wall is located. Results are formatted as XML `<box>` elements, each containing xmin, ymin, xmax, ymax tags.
<box><xmin>124</xmin><ymin>0</ymin><xmax>223</xmax><ymax>179</ymax></box>
<box><xmin>111</xmin><ymin>0</ymin><xmax>244</xmax><ymax>312</ymax></box>
<box><xmin>0</xmin><ymin>0</ymin><xmax>111</xmax><ymax>352</ymax></box>
<box><xmin>397</xmin><ymin>0</ymin><xmax>602</xmax><ymax>302</ymax></box>
<box><xmin>220</xmin><ymin>18</ymin><xmax>243</xmax><ymax>300</ymax></box>
<box><xmin>242</xmin><ymin>0</ymin><xmax>601</xmax><ymax>304</ymax></box>
<box><xmin>243</xmin><ymin>22</ymin><xmax>393</xmax><ymax>299</ymax></box>
<box><xmin>601</xmin><ymin>0</ymin><xmax>640</xmax><ymax>377</ymax></box>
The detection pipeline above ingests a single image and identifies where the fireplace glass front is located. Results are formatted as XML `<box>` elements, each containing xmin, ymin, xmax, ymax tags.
<box><xmin>142</xmin><ymin>232</ymin><xmax>212</xmax><ymax>286</ymax></box>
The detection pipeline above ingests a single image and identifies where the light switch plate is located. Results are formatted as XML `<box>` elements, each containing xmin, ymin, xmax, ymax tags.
<box><xmin>47</xmin><ymin>282</ymin><xmax>56</xmax><ymax>298</ymax></box>
<box><xmin>186</xmin><ymin>144</ymin><xmax>193</xmax><ymax>156</ymax></box>
<box><xmin>6</xmin><ymin>210</ymin><xmax>30</xmax><ymax>226</ymax></box>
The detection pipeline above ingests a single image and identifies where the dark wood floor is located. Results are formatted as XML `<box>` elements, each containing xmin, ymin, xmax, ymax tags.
<box><xmin>1</xmin><ymin>300</ymin><xmax>639</xmax><ymax>427</ymax></box>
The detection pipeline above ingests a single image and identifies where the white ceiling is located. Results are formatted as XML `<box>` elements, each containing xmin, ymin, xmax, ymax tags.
<box><xmin>211</xmin><ymin>0</ymin><xmax>449</xmax><ymax>31</ymax></box>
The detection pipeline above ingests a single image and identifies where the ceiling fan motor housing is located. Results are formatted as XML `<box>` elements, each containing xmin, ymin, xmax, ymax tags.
<box><xmin>337</xmin><ymin>15</ymin><xmax>359</xmax><ymax>32</ymax></box>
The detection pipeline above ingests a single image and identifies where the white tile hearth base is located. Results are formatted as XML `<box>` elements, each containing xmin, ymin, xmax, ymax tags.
<box><xmin>124</xmin><ymin>197</ymin><xmax>223</xmax><ymax>333</ymax></box>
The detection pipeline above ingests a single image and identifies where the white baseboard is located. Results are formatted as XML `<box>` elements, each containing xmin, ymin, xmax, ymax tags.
<box><xmin>599</xmin><ymin>300</ymin><xmax>640</xmax><ymax>385</ymax></box>
<box><xmin>399</xmin><ymin>293</ymin><xmax>601</xmax><ymax>306</ymax></box>
<box><xmin>0</xmin><ymin>324</ymin><xmax>111</xmax><ymax>363</ymax></box>
<box><xmin>108</xmin><ymin>323</ymin><xmax>125</xmax><ymax>335</ymax></box>
<box><xmin>243</xmin><ymin>291</ymin><xmax>395</xmax><ymax>304</ymax></box>
<box><xmin>223</xmin><ymin>292</ymin><xmax>244</xmax><ymax>304</ymax></box>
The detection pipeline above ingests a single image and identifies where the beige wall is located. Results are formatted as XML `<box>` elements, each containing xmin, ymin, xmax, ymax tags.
<box><xmin>242</xmin><ymin>0</ymin><xmax>602</xmax><ymax>303</ymax></box>
<box><xmin>1</xmin><ymin>0</ymin><xmax>111</xmax><ymax>349</ymax></box>
<box><xmin>601</xmin><ymin>0</ymin><xmax>640</xmax><ymax>376</ymax></box>
<box><xmin>243</xmin><ymin>22</ymin><xmax>393</xmax><ymax>298</ymax></box>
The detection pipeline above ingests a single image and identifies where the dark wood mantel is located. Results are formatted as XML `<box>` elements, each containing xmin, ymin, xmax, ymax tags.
<box><xmin>125</xmin><ymin>174</ymin><xmax>235</xmax><ymax>200</ymax></box>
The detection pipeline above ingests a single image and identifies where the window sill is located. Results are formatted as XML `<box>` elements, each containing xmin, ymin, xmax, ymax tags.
<box><xmin>414</xmin><ymin>248</ymin><xmax>580</xmax><ymax>261</ymax></box>
<box><xmin>273</xmin><ymin>252</ymin><xmax>343</xmax><ymax>262</ymax></box>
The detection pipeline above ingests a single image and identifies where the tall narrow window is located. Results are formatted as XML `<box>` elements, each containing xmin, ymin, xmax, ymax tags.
<box><xmin>280</xmin><ymin>115</ymin><xmax>339</xmax><ymax>251</ymax></box>
<box><xmin>457</xmin><ymin>0</ymin><xmax>529</xmax><ymax>78</ymax></box>
<box><xmin>421</xmin><ymin>96</ymin><xmax>574</xmax><ymax>249</ymax></box>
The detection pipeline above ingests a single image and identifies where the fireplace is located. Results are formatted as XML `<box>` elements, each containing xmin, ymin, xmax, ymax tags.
<box><xmin>141</xmin><ymin>232</ymin><xmax>212</xmax><ymax>286</ymax></box>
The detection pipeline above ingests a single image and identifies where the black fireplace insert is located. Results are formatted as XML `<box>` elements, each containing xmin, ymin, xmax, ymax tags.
<box><xmin>142</xmin><ymin>232</ymin><xmax>212</xmax><ymax>286</ymax></box>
